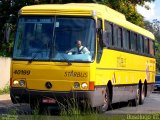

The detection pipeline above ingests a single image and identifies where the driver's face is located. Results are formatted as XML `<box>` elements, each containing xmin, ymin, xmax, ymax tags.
<box><xmin>76</xmin><ymin>41</ymin><xmax>81</xmax><ymax>48</ymax></box>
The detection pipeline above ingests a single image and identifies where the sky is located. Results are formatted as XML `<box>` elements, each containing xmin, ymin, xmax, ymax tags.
<box><xmin>136</xmin><ymin>0</ymin><xmax>160</xmax><ymax>21</ymax></box>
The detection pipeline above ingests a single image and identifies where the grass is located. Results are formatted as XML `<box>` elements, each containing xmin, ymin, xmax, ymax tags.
<box><xmin>0</xmin><ymin>113</ymin><xmax>142</xmax><ymax>120</ymax></box>
<box><xmin>0</xmin><ymin>112</ymin><xmax>127</xmax><ymax>120</ymax></box>
<box><xmin>0</xmin><ymin>84</ymin><xmax>10</xmax><ymax>95</ymax></box>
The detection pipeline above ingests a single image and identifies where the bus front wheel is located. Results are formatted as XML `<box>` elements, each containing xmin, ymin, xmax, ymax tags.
<box><xmin>97</xmin><ymin>87</ymin><xmax>111</xmax><ymax>112</ymax></box>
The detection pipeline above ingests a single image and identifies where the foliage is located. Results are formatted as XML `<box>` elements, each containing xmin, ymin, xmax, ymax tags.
<box><xmin>0</xmin><ymin>84</ymin><xmax>10</xmax><ymax>95</ymax></box>
<box><xmin>1</xmin><ymin>115</ymin><xmax>18</xmax><ymax>120</ymax></box>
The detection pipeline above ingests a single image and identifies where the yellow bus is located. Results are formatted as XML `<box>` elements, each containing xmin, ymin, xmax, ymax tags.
<box><xmin>10</xmin><ymin>3</ymin><xmax>156</xmax><ymax>112</ymax></box>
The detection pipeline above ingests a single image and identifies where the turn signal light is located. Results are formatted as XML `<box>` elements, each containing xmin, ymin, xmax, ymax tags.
<box><xmin>89</xmin><ymin>81</ymin><xmax>95</xmax><ymax>91</ymax></box>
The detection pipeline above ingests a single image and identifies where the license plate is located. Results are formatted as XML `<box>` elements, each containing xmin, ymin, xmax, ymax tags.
<box><xmin>42</xmin><ymin>98</ymin><xmax>56</xmax><ymax>104</ymax></box>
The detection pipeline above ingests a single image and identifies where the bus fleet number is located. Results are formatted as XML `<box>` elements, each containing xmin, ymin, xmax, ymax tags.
<box><xmin>14</xmin><ymin>70</ymin><xmax>30</xmax><ymax>75</ymax></box>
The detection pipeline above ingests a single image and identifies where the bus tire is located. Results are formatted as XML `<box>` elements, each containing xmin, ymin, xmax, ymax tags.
<box><xmin>98</xmin><ymin>87</ymin><xmax>110</xmax><ymax>112</ymax></box>
<box><xmin>139</xmin><ymin>85</ymin><xmax>145</xmax><ymax>105</ymax></box>
<box><xmin>10</xmin><ymin>95</ymin><xmax>24</xmax><ymax>104</ymax></box>
<box><xmin>131</xmin><ymin>86</ymin><xmax>140</xmax><ymax>106</ymax></box>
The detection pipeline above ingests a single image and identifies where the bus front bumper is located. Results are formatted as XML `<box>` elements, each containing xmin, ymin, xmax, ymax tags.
<box><xmin>10</xmin><ymin>88</ymin><xmax>91</xmax><ymax>104</ymax></box>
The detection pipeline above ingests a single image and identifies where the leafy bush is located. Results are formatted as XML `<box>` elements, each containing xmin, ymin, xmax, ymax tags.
<box><xmin>0</xmin><ymin>84</ymin><xmax>10</xmax><ymax>95</ymax></box>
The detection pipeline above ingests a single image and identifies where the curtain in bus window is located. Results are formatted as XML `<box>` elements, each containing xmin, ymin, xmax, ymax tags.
<box><xmin>113</xmin><ymin>25</ymin><xmax>118</xmax><ymax>47</ymax></box>
<box><xmin>137</xmin><ymin>35</ymin><xmax>144</xmax><ymax>53</ymax></box>
<box><xmin>117</xmin><ymin>27</ymin><xmax>122</xmax><ymax>48</ymax></box>
<box><xmin>144</xmin><ymin>37</ymin><xmax>149</xmax><ymax>54</ymax></box>
<box><xmin>123</xmin><ymin>29</ymin><xmax>129</xmax><ymax>50</ymax></box>
<box><xmin>149</xmin><ymin>39</ymin><xmax>154</xmax><ymax>55</ymax></box>
<box><xmin>130</xmin><ymin>32</ymin><xmax>137</xmax><ymax>51</ymax></box>
<box><xmin>105</xmin><ymin>21</ymin><xmax>113</xmax><ymax>46</ymax></box>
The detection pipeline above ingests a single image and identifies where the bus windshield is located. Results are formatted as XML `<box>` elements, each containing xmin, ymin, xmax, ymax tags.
<box><xmin>13</xmin><ymin>16</ymin><xmax>96</xmax><ymax>62</ymax></box>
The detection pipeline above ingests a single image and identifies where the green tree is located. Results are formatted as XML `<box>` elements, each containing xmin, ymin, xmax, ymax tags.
<box><xmin>0</xmin><ymin>0</ymin><xmax>35</xmax><ymax>56</ymax></box>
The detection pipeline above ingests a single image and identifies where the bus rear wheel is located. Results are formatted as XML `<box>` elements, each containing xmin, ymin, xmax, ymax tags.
<box><xmin>97</xmin><ymin>87</ymin><xmax>110</xmax><ymax>112</ymax></box>
<box><xmin>139</xmin><ymin>85</ymin><xmax>145</xmax><ymax>105</ymax></box>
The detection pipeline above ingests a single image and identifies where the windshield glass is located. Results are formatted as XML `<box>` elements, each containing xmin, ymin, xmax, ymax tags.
<box><xmin>13</xmin><ymin>16</ymin><xmax>96</xmax><ymax>62</ymax></box>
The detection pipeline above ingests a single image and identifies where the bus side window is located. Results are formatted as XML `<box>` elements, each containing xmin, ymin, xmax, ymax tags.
<box><xmin>105</xmin><ymin>21</ymin><xmax>113</xmax><ymax>46</ymax></box>
<box><xmin>117</xmin><ymin>27</ymin><xmax>123</xmax><ymax>48</ymax></box>
<box><xmin>130</xmin><ymin>32</ymin><xmax>137</xmax><ymax>51</ymax></box>
<box><xmin>149</xmin><ymin>39</ymin><xmax>154</xmax><ymax>56</ymax></box>
<box><xmin>144</xmin><ymin>37</ymin><xmax>149</xmax><ymax>54</ymax></box>
<box><xmin>123</xmin><ymin>29</ymin><xmax>129</xmax><ymax>50</ymax></box>
<box><xmin>137</xmin><ymin>34</ymin><xmax>141</xmax><ymax>53</ymax></box>
<box><xmin>113</xmin><ymin>25</ymin><xmax>118</xmax><ymax>47</ymax></box>
<box><xmin>137</xmin><ymin>35</ymin><xmax>144</xmax><ymax>53</ymax></box>
<box><xmin>134</xmin><ymin>33</ymin><xmax>138</xmax><ymax>52</ymax></box>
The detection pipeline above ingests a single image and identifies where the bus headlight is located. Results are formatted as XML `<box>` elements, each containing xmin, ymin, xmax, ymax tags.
<box><xmin>19</xmin><ymin>80</ymin><xmax>26</xmax><ymax>87</ymax></box>
<box><xmin>74</xmin><ymin>82</ymin><xmax>80</xmax><ymax>88</ymax></box>
<box><xmin>81</xmin><ymin>83</ymin><xmax>88</xmax><ymax>89</ymax></box>
<box><xmin>13</xmin><ymin>80</ymin><xmax>19</xmax><ymax>85</ymax></box>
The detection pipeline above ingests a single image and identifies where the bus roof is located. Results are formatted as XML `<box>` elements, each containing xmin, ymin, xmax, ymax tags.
<box><xmin>20</xmin><ymin>3</ymin><xmax>155</xmax><ymax>40</ymax></box>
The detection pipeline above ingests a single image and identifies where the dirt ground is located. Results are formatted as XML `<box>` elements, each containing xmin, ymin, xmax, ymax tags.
<box><xmin>0</xmin><ymin>94</ymin><xmax>11</xmax><ymax>106</ymax></box>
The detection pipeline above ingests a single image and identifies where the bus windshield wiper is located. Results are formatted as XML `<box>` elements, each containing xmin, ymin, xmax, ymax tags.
<box><xmin>53</xmin><ymin>45</ymin><xmax>72</xmax><ymax>66</ymax></box>
<box><xmin>60</xmin><ymin>53</ymin><xmax>72</xmax><ymax>65</ymax></box>
<box><xmin>28</xmin><ymin>49</ymin><xmax>44</xmax><ymax>63</ymax></box>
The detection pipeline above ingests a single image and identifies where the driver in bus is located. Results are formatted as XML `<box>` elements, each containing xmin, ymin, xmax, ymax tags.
<box><xmin>67</xmin><ymin>40</ymin><xmax>90</xmax><ymax>55</ymax></box>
